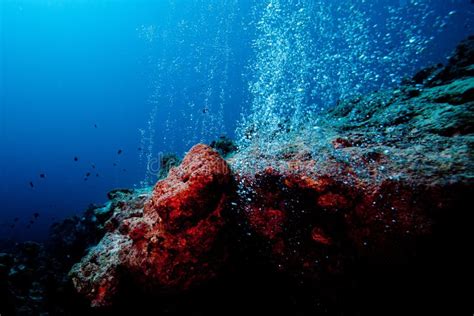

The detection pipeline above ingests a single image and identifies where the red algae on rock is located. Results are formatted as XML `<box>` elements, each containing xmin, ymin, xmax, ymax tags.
<box><xmin>67</xmin><ymin>37</ymin><xmax>474</xmax><ymax>313</ymax></box>
<box><xmin>69</xmin><ymin>144</ymin><xmax>232</xmax><ymax>307</ymax></box>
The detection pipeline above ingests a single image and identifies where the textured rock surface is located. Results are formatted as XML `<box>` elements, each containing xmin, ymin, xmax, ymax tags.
<box><xmin>69</xmin><ymin>144</ymin><xmax>232</xmax><ymax>307</ymax></box>
<box><xmin>228</xmin><ymin>36</ymin><xmax>473</xmax><ymax>314</ymax></box>
<box><xmin>0</xmin><ymin>188</ymin><xmax>147</xmax><ymax>315</ymax></box>
<box><xmin>2</xmin><ymin>37</ymin><xmax>473</xmax><ymax>315</ymax></box>
<box><xmin>68</xmin><ymin>36</ymin><xmax>473</xmax><ymax>313</ymax></box>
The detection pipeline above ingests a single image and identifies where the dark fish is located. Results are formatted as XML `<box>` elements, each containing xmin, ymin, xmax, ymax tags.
<box><xmin>91</xmin><ymin>164</ymin><xmax>96</xmax><ymax>169</ymax></box>
<box><xmin>29</xmin><ymin>220</ymin><xmax>34</xmax><ymax>225</ymax></box>
<box><xmin>113</xmin><ymin>163</ymin><xmax>117</xmax><ymax>167</ymax></box>
<box><xmin>10</xmin><ymin>224</ymin><xmax>15</xmax><ymax>229</ymax></box>
<box><xmin>40</xmin><ymin>174</ymin><xmax>46</xmax><ymax>178</ymax></box>
<box><xmin>29</xmin><ymin>181</ymin><xmax>34</xmax><ymax>188</ymax></box>
<box><xmin>94</xmin><ymin>124</ymin><xmax>98</xmax><ymax>128</ymax></box>
<box><xmin>137</xmin><ymin>147</ymin><xmax>142</xmax><ymax>151</ymax></box>
<box><xmin>96</xmin><ymin>173</ymin><xmax>100</xmax><ymax>177</ymax></box>
<box><xmin>202</xmin><ymin>108</ymin><xmax>209</xmax><ymax>114</ymax></box>
<box><xmin>86</xmin><ymin>172</ymin><xmax>91</xmax><ymax>177</ymax></box>
<box><xmin>74</xmin><ymin>157</ymin><xmax>79</xmax><ymax>162</ymax></box>
<box><xmin>122</xmin><ymin>169</ymin><xmax>127</xmax><ymax>172</ymax></box>
<box><xmin>14</xmin><ymin>217</ymin><xmax>19</xmax><ymax>222</ymax></box>
<box><xmin>33</xmin><ymin>212</ymin><xmax>40</xmax><ymax>219</ymax></box>
<box><xmin>117</xmin><ymin>149</ymin><xmax>123</xmax><ymax>155</ymax></box>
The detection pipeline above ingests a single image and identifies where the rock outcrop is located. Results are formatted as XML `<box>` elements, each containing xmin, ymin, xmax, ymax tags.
<box><xmin>68</xmin><ymin>37</ymin><xmax>472</xmax><ymax>313</ymax></box>
<box><xmin>69</xmin><ymin>144</ymin><xmax>232</xmax><ymax>307</ymax></box>
<box><xmin>2</xmin><ymin>37</ymin><xmax>473</xmax><ymax>315</ymax></box>
<box><xmin>228</xmin><ymin>36</ymin><xmax>473</xmax><ymax>314</ymax></box>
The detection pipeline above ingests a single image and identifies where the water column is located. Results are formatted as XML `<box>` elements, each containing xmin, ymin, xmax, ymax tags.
<box><xmin>138</xmin><ymin>0</ymin><xmax>239</xmax><ymax>187</ymax></box>
<box><xmin>238</xmin><ymin>0</ymin><xmax>314</xmax><ymax>152</ymax></box>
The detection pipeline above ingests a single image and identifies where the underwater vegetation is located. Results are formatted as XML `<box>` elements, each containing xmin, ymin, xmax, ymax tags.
<box><xmin>1</xmin><ymin>34</ymin><xmax>473</xmax><ymax>315</ymax></box>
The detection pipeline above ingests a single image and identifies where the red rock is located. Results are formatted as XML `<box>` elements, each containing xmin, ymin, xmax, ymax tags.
<box><xmin>68</xmin><ymin>38</ymin><xmax>473</xmax><ymax>312</ymax></box>
<box><xmin>247</xmin><ymin>208</ymin><xmax>285</xmax><ymax>240</ymax></box>
<box><xmin>317</xmin><ymin>192</ymin><xmax>350</xmax><ymax>210</ymax></box>
<box><xmin>234</xmin><ymin>160</ymin><xmax>469</xmax><ymax>285</ymax></box>
<box><xmin>70</xmin><ymin>144</ymin><xmax>232</xmax><ymax>306</ymax></box>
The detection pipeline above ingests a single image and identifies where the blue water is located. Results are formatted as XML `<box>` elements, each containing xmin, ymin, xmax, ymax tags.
<box><xmin>1</xmin><ymin>0</ymin><xmax>473</xmax><ymax>241</ymax></box>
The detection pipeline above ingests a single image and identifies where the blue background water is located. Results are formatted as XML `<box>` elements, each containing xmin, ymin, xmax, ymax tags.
<box><xmin>0</xmin><ymin>0</ymin><xmax>472</xmax><ymax>241</ymax></box>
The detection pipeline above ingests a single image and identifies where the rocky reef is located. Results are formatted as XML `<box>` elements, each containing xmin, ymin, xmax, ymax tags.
<box><xmin>1</xmin><ymin>37</ymin><xmax>473</xmax><ymax>315</ymax></box>
<box><xmin>69</xmin><ymin>144</ymin><xmax>232</xmax><ymax>307</ymax></box>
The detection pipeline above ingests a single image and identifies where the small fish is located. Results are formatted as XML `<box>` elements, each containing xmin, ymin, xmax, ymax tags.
<box><xmin>96</xmin><ymin>173</ymin><xmax>100</xmax><ymax>177</ymax></box>
<box><xmin>10</xmin><ymin>224</ymin><xmax>15</xmax><ymax>229</ymax></box>
<box><xmin>202</xmin><ymin>108</ymin><xmax>209</xmax><ymax>114</ymax></box>
<box><xmin>33</xmin><ymin>212</ymin><xmax>40</xmax><ymax>219</ymax></box>
<box><xmin>137</xmin><ymin>147</ymin><xmax>142</xmax><ymax>151</ymax></box>
<box><xmin>94</xmin><ymin>124</ymin><xmax>98</xmax><ymax>128</ymax></box>
<box><xmin>40</xmin><ymin>174</ymin><xmax>46</xmax><ymax>178</ymax></box>
<box><xmin>29</xmin><ymin>220</ymin><xmax>34</xmax><ymax>225</ymax></box>
<box><xmin>91</xmin><ymin>164</ymin><xmax>96</xmax><ymax>169</ymax></box>
<box><xmin>26</xmin><ymin>225</ymin><xmax>31</xmax><ymax>229</ymax></box>
<box><xmin>14</xmin><ymin>217</ymin><xmax>19</xmax><ymax>222</ymax></box>
<box><xmin>86</xmin><ymin>172</ymin><xmax>91</xmax><ymax>177</ymax></box>
<box><xmin>113</xmin><ymin>163</ymin><xmax>117</xmax><ymax>167</ymax></box>
<box><xmin>117</xmin><ymin>149</ymin><xmax>123</xmax><ymax>155</ymax></box>
<box><xmin>74</xmin><ymin>157</ymin><xmax>79</xmax><ymax>162</ymax></box>
<box><xmin>122</xmin><ymin>169</ymin><xmax>127</xmax><ymax>172</ymax></box>
<box><xmin>29</xmin><ymin>181</ymin><xmax>34</xmax><ymax>188</ymax></box>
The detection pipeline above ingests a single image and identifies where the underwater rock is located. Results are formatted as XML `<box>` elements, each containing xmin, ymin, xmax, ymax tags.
<box><xmin>107</xmin><ymin>188</ymin><xmax>134</xmax><ymax>201</ymax></box>
<box><xmin>429</xmin><ymin>35</ymin><xmax>474</xmax><ymax>86</ymax></box>
<box><xmin>69</xmin><ymin>144</ymin><xmax>232</xmax><ymax>307</ymax></box>
<box><xmin>228</xmin><ymin>37</ymin><xmax>473</xmax><ymax>313</ymax></box>
<box><xmin>48</xmin><ymin>204</ymin><xmax>112</xmax><ymax>266</ymax></box>
<box><xmin>210</xmin><ymin>135</ymin><xmax>238</xmax><ymax>158</ymax></box>
<box><xmin>4</xmin><ymin>37</ymin><xmax>473</xmax><ymax>315</ymax></box>
<box><xmin>0</xmin><ymin>190</ymin><xmax>152</xmax><ymax>315</ymax></box>
<box><xmin>157</xmin><ymin>152</ymin><xmax>181</xmax><ymax>180</ymax></box>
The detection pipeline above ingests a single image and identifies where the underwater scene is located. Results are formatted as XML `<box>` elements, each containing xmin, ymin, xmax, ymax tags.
<box><xmin>1</xmin><ymin>0</ymin><xmax>473</xmax><ymax>314</ymax></box>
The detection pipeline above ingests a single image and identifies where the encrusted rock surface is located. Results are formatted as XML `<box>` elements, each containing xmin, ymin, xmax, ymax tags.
<box><xmin>69</xmin><ymin>36</ymin><xmax>474</xmax><ymax>314</ymax></box>
<box><xmin>228</xmin><ymin>36</ymin><xmax>473</xmax><ymax>313</ymax></box>
<box><xmin>1</xmin><ymin>37</ymin><xmax>473</xmax><ymax>315</ymax></box>
<box><xmin>69</xmin><ymin>144</ymin><xmax>232</xmax><ymax>307</ymax></box>
<box><xmin>0</xmin><ymin>188</ymin><xmax>149</xmax><ymax>315</ymax></box>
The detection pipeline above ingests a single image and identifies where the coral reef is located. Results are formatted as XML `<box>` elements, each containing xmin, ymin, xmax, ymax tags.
<box><xmin>1</xmin><ymin>37</ymin><xmax>473</xmax><ymax>315</ymax></box>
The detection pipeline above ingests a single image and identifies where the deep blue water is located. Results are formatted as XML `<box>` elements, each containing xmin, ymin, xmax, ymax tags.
<box><xmin>1</xmin><ymin>0</ymin><xmax>473</xmax><ymax>241</ymax></box>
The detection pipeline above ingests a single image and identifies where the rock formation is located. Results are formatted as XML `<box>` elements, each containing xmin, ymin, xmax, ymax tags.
<box><xmin>231</xmin><ymin>35</ymin><xmax>474</xmax><ymax>281</ymax></box>
<box><xmin>69</xmin><ymin>144</ymin><xmax>232</xmax><ymax>307</ymax></box>
<box><xmin>69</xmin><ymin>36</ymin><xmax>473</xmax><ymax>312</ymax></box>
<box><xmin>1</xmin><ymin>36</ymin><xmax>473</xmax><ymax>315</ymax></box>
